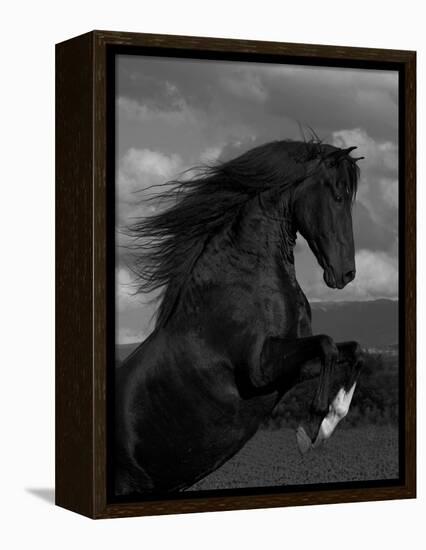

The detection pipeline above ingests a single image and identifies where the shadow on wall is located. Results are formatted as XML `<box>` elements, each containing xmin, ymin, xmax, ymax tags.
<box><xmin>25</xmin><ymin>488</ymin><xmax>55</xmax><ymax>505</ymax></box>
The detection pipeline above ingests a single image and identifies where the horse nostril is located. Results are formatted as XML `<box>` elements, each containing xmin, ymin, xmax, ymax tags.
<box><xmin>343</xmin><ymin>270</ymin><xmax>356</xmax><ymax>284</ymax></box>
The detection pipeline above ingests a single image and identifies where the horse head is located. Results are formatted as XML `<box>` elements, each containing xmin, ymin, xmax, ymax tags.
<box><xmin>293</xmin><ymin>146</ymin><xmax>363</xmax><ymax>290</ymax></box>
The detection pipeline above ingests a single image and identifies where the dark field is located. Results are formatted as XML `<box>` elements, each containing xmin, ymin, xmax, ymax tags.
<box><xmin>187</xmin><ymin>425</ymin><xmax>399</xmax><ymax>491</ymax></box>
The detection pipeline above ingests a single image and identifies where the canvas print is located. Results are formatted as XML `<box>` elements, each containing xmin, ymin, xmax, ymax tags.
<box><xmin>113</xmin><ymin>54</ymin><xmax>400</xmax><ymax>497</ymax></box>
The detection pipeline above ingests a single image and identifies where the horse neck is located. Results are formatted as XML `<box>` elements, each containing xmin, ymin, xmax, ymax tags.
<box><xmin>162</xmin><ymin>192</ymin><xmax>298</xmax><ymax>326</ymax></box>
<box><xmin>195</xmin><ymin>192</ymin><xmax>297</xmax><ymax>283</ymax></box>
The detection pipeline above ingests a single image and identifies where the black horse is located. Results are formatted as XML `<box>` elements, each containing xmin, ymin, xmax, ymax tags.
<box><xmin>115</xmin><ymin>139</ymin><xmax>365</xmax><ymax>495</ymax></box>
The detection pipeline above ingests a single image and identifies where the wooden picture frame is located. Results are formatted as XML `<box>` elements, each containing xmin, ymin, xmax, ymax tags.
<box><xmin>56</xmin><ymin>30</ymin><xmax>416</xmax><ymax>519</ymax></box>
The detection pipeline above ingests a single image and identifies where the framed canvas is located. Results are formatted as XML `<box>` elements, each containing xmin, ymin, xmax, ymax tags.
<box><xmin>55</xmin><ymin>30</ymin><xmax>416</xmax><ymax>519</ymax></box>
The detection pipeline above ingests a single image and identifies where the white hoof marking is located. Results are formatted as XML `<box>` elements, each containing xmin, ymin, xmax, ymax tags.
<box><xmin>333</xmin><ymin>383</ymin><xmax>357</xmax><ymax>418</ymax></box>
<box><xmin>313</xmin><ymin>382</ymin><xmax>357</xmax><ymax>447</ymax></box>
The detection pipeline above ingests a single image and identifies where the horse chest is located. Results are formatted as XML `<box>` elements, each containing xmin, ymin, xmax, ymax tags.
<box><xmin>257</xmin><ymin>283</ymin><xmax>312</xmax><ymax>339</ymax></box>
<box><xmin>294</xmin><ymin>292</ymin><xmax>312</xmax><ymax>337</ymax></box>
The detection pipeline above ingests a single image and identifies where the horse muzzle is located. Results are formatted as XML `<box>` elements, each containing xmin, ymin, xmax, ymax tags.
<box><xmin>323</xmin><ymin>267</ymin><xmax>355</xmax><ymax>289</ymax></box>
<box><xmin>323</xmin><ymin>267</ymin><xmax>337</xmax><ymax>289</ymax></box>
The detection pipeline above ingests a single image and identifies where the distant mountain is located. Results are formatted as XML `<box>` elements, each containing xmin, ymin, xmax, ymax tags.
<box><xmin>116</xmin><ymin>299</ymin><xmax>399</xmax><ymax>363</ymax></box>
<box><xmin>311</xmin><ymin>299</ymin><xmax>398</xmax><ymax>348</ymax></box>
<box><xmin>116</xmin><ymin>343</ymin><xmax>140</xmax><ymax>363</ymax></box>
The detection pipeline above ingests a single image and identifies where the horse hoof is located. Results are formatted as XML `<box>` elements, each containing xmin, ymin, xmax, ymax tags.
<box><xmin>296</xmin><ymin>426</ymin><xmax>312</xmax><ymax>455</ymax></box>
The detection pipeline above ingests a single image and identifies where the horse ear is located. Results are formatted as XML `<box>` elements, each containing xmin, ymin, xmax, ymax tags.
<box><xmin>326</xmin><ymin>146</ymin><xmax>362</xmax><ymax>162</ymax></box>
<box><xmin>342</xmin><ymin>147</ymin><xmax>365</xmax><ymax>162</ymax></box>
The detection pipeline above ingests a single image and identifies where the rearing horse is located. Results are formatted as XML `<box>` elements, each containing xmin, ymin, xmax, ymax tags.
<box><xmin>115</xmin><ymin>139</ymin><xmax>364</xmax><ymax>495</ymax></box>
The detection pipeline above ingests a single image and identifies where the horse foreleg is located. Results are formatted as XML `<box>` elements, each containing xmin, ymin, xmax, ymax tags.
<box><xmin>296</xmin><ymin>384</ymin><xmax>357</xmax><ymax>452</ymax></box>
<box><xmin>253</xmin><ymin>335</ymin><xmax>339</xmax><ymax>444</ymax></box>
<box><xmin>253</xmin><ymin>336</ymin><xmax>362</xmax><ymax>452</ymax></box>
<box><xmin>297</xmin><ymin>341</ymin><xmax>363</xmax><ymax>452</ymax></box>
<box><xmin>312</xmin><ymin>382</ymin><xmax>357</xmax><ymax>447</ymax></box>
<box><xmin>255</xmin><ymin>334</ymin><xmax>339</xmax><ymax>390</ymax></box>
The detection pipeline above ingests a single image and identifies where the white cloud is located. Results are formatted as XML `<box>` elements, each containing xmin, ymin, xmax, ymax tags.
<box><xmin>332</xmin><ymin>128</ymin><xmax>398</xmax><ymax>229</ymax></box>
<box><xmin>115</xmin><ymin>267</ymin><xmax>159</xmax><ymax>345</ymax></box>
<box><xmin>199</xmin><ymin>145</ymin><xmax>223</xmax><ymax>163</ymax></box>
<box><xmin>119</xmin><ymin>147</ymin><xmax>182</xmax><ymax>194</ymax></box>
<box><xmin>115</xmin><ymin>147</ymin><xmax>185</xmax><ymax>343</ymax></box>
<box><xmin>116</xmin><ymin>327</ymin><xmax>146</xmax><ymax>345</ymax></box>
<box><xmin>378</xmin><ymin>177</ymin><xmax>399</xmax><ymax>209</ymax></box>
<box><xmin>350</xmin><ymin>249</ymin><xmax>398</xmax><ymax>299</ymax></box>
<box><xmin>116</xmin><ymin>267</ymin><xmax>137</xmax><ymax>312</ymax></box>
<box><xmin>117</xmin><ymin>147</ymin><xmax>182</xmax><ymax>227</ymax></box>
<box><xmin>118</xmin><ymin>96</ymin><xmax>195</xmax><ymax>127</ymax></box>
<box><xmin>332</xmin><ymin>128</ymin><xmax>398</xmax><ymax>174</ymax></box>
<box><xmin>295</xmin><ymin>238</ymin><xmax>398</xmax><ymax>302</ymax></box>
<box><xmin>220</xmin><ymin>69</ymin><xmax>268</xmax><ymax>102</ymax></box>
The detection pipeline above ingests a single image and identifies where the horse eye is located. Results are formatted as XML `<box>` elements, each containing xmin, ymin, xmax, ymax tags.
<box><xmin>336</xmin><ymin>194</ymin><xmax>343</xmax><ymax>203</ymax></box>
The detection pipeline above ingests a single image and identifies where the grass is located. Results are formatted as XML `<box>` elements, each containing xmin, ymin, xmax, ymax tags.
<box><xmin>188</xmin><ymin>425</ymin><xmax>399</xmax><ymax>491</ymax></box>
<box><xmin>189</xmin><ymin>351</ymin><xmax>400</xmax><ymax>491</ymax></box>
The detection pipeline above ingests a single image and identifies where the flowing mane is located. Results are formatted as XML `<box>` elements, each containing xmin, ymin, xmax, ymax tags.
<box><xmin>126</xmin><ymin>139</ymin><xmax>360</xmax><ymax>327</ymax></box>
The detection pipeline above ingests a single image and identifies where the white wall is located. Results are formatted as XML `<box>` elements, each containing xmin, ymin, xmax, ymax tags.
<box><xmin>1</xmin><ymin>1</ymin><xmax>424</xmax><ymax>547</ymax></box>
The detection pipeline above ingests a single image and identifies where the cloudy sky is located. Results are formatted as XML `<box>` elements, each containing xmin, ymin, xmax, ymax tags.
<box><xmin>115</xmin><ymin>54</ymin><xmax>399</xmax><ymax>344</ymax></box>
